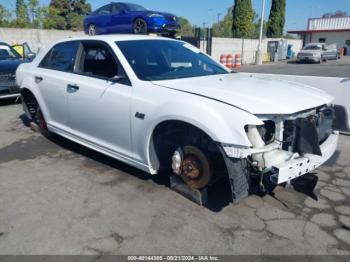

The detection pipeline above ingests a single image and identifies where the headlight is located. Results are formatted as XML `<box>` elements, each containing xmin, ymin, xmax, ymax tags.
<box><xmin>221</xmin><ymin>144</ymin><xmax>250</xmax><ymax>159</ymax></box>
<box><xmin>313</xmin><ymin>53</ymin><xmax>320</xmax><ymax>57</ymax></box>
<box><xmin>149</xmin><ymin>13</ymin><xmax>164</xmax><ymax>18</ymax></box>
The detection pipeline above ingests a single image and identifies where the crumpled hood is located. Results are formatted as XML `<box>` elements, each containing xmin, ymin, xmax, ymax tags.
<box><xmin>152</xmin><ymin>73</ymin><xmax>334</xmax><ymax>115</ymax></box>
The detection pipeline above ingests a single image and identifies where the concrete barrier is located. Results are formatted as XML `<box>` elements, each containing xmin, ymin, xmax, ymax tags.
<box><xmin>0</xmin><ymin>27</ymin><xmax>84</xmax><ymax>53</ymax></box>
<box><xmin>240</xmin><ymin>73</ymin><xmax>350</xmax><ymax>133</ymax></box>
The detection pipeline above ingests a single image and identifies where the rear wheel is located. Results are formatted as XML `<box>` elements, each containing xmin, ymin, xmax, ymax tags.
<box><xmin>133</xmin><ymin>18</ymin><xmax>148</xmax><ymax>34</ymax></box>
<box><xmin>172</xmin><ymin>145</ymin><xmax>212</xmax><ymax>190</ymax></box>
<box><xmin>35</xmin><ymin>106</ymin><xmax>51</xmax><ymax>137</ymax></box>
<box><xmin>88</xmin><ymin>24</ymin><xmax>97</xmax><ymax>36</ymax></box>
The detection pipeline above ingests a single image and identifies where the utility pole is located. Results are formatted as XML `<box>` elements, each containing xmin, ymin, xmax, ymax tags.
<box><xmin>255</xmin><ymin>0</ymin><xmax>266</xmax><ymax>65</ymax></box>
<box><xmin>217</xmin><ymin>13</ymin><xmax>222</xmax><ymax>24</ymax></box>
<box><xmin>202</xmin><ymin>22</ymin><xmax>207</xmax><ymax>52</ymax></box>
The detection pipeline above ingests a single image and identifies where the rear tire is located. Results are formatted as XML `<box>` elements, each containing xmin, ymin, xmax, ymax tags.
<box><xmin>35</xmin><ymin>106</ymin><xmax>51</xmax><ymax>138</ymax></box>
<box><xmin>88</xmin><ymin>24</ymin><xmax>97</xmax><ymax>36</ymax></box>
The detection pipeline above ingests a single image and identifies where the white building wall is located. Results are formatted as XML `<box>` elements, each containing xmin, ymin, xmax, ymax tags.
<box><xmin>308</xmin><ymin>31</ymin><xmax>350</xmax><ymax>47</ymax></box>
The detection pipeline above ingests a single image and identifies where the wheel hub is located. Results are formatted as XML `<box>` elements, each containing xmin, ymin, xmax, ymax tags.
<box><xmin>181</xmin><ymin>155</ymin><xmax>202</xmax><ymax>180</ymax></box>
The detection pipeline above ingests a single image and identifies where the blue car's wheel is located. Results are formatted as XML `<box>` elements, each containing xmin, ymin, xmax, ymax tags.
<box><xmin>133</xmin><ymin>18</ymin><xmax>148</xmax><ymax>35</ymax></box>
<box><xmin>88</xmin><ymin>24</ymin><xmax>97</xmax><ymax>36</ymax></box>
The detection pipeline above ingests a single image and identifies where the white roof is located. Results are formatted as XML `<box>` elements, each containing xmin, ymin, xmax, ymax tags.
<box><xmin>64</xmin><ymin>34</ymin><xmax>174</xmax><ymax>42</ymax></box>
<box><xmin>308</xmin><ymin>17</ymin><xmax>350</xmax><ymax>30</ymax></box>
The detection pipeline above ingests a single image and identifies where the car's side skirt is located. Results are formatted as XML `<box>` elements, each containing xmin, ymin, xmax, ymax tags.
<box><xmin>48</xmin><ymin>123</ymin><xmax>152</xmax><ymax>174</ymax></box>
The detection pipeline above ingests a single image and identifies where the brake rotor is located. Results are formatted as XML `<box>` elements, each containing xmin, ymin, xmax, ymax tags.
<box><xmin>180</xmin><ymin>155</ymin><xmax>204</xmax><ymax>189</ymax></box>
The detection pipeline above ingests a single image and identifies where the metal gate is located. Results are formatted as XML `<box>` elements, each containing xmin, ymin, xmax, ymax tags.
<box><xmin>180</xmin><ymin>27</ymin><xmax>213</xmax><ymax>56</ymax></box>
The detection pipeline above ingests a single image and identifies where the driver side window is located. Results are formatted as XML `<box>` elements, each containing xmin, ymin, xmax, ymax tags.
<box><xmin>97</xmin><ymin>4</ymin><xmax>111</xmax><ymax>15</ymax></box>
<box><xmin>76</xmin><ymin>41</ymin><xmax>128</xmax><ymax>84</ymax></box>
<box><xmin>112</xmin><ymin>4</ymin><xmax>123</xmax><ymax>14</ymax></box>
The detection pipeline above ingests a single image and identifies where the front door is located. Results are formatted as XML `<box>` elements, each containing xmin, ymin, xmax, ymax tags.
<box><xmin>67</xmin><ymin>40</ymin><xmax>133</xmax><ymax>158</ymax></box>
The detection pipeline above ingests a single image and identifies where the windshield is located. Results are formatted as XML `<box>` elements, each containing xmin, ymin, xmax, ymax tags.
<box><xmin>124</xmin><ymin>3</ymin><xmax>147</xmax><ymax>11</ymax></box>
<box><xmin>303</xmin><ymin>45</ymin><xmax>321</xmax><ymax>50</ymax></box>
<box><xmin>0</xmin><ymin>44</ymin><xmax>21</xmax><ymax>60</ymax></box>
<box><xmin>116</xmin><ymin>40</ymin><xmax>229</xmax><ymax>81</ymax></box>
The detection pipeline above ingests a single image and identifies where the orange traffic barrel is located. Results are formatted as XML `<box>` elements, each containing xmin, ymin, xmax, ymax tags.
<box><xmin>235</xmin><ymin>54</ymin><xmax>242</xmax><ymax>68</ymax></box>
<box><xmin>226</xmin><ymin>54</ymin><xmax>234</xmax><ymax>69</ymax></box>
<box><xmin>220</xmin><ymin>54</ymin><xmax>227</xmax><ymax>64</ymax></box>
<box><xmin>220</xmin><ymin>54</ymin><xmax>227</xmax><ymax>66</ymax></box>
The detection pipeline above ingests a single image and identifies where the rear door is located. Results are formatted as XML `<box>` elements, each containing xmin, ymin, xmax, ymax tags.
<box><xmin>35</xmin><ymin>41</ymin><xmax>80</xmax><ymax>129</ymax></box>
<box><xmin>110</xmin><ymin>3</ymin><xmax>131</xmax><ymax>33</ymax></box>
<box><xmin>66</xmin><ymin>40</ymin><xmax>133</xmax><ymax>157</ymax></box>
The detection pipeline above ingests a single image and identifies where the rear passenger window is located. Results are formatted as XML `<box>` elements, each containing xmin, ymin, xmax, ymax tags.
<box><xmin>39</xmin><ymin>41</ymin><xmax>79</xmax><ymax>72</ymax></box>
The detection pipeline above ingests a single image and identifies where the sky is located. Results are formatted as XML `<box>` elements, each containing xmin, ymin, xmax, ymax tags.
<box><xmin>1</xmin><ymin>0</ymin><xmax>350</xmax><ymax>31</ymax></box>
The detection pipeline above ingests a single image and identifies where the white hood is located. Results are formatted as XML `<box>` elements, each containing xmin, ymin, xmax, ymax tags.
<box><xmin>152</xmin><ymin>73</ymin><xmax>334</xmax><ymax>115</ymax></box>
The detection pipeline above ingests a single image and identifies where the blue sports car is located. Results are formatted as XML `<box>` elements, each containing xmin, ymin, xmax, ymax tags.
<box><xmin>84</xmin><ymin>2</ymin><xmax>181</xmax><ymax>37</ymax></box>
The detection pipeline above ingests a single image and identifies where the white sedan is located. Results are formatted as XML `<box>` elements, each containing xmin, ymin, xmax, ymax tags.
<box><xmin>16</xmin><ymin>35</ymin><xmax>348</xmax><ymax>204</ymax></box>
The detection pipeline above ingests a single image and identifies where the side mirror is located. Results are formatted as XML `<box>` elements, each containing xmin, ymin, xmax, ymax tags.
<box><xmin>26</xmin><ymin>52</ymin><xmax>36</xmax><ymax>60</ymax></box>
<box><xmin>109</xmin><ymin>75</ymin><xmax>126</xmax><ymax>83</ymax></box>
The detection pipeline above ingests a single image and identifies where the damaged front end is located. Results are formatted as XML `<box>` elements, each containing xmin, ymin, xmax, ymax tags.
<box><xmin>221</xmin><ymin>105</ymin><xmax>346</xmax><ymax>203</ymax></box>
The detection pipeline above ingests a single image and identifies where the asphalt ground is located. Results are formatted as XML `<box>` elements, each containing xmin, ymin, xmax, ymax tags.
<box><xmin>0</xmin><ymin>102</ymin><xmax>350</xmax><ymax>255</ymax></box>
<box><xmin>237</xmin><ymin>56</ymin><xmax>350</xmax><ymax>78</ymax></box>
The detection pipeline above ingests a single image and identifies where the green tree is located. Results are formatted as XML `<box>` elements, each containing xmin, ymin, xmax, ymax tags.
<box><xmin>0</xmin><ymin>4</ymin><xmax>11</xmax><ymax>26</ymax></box>
<box><xmin>43</xmin><ymin>5</ymin><xmax>66</xmax><ymax>29</ymax></box>
<box><xmin>178</xmin><ymin>17</ymin><xmax>193</xmax><ymax>36</ymax></box>
<box><xmin>46</xmin><ymin>0</ymin><xmax>70</xmax><ymax>29</ymax></box>
<box><xmin>15</xmin><ymin>0</ymin><xmax>29</xmax><ymax>27</ymax></box>
<box><xmin>44</xmin><ymin>0</ymin><xmax>91</xmax><ymax>30</ymax></box>
<box><xmin>28</xmin><ymin>0</ymin><xmax>39</xmax><ymax>22</ymax></box>
<box><xmin>232</xmin><ymin>0</ymin><xmax>254</xmax><ymax>38</ymax></box>
<box><xmin>266</xmin><ymin>0</ymin><xmax>286</xmax><ymax>38</ymax></box>
<box><xmin>71</xmin><ymin>0</ymin><xmax>91</xmax><ymax>15</ymax></box>
<box><xmin>251</xmin><ymin>11</ymin><xmax>267</xmax><ymax>39</ymax></box>
<box><xmin>213</xmin><ymin>7</ymin><xmax>233</xmax><ymax>37</ymax></box>
<box><xmin>322</xmin><ymin>11</ymin><xmax>348</xmax><ymax>18</ymax></box>
<box><xmin>69</xmin><ymin>0</ymin><xmax>91</xmax><ymax>30</ymax></box>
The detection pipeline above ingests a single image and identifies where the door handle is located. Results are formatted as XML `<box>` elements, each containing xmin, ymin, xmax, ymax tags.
<box><xmin>67</xmin><ymin>84</ymin><xmax>80</xmax><ymax>92</ymax></box>
<box><xmin>35</xmin><ymin>76</ymin><xmax>43</xmax><ymax>83</ymax></box>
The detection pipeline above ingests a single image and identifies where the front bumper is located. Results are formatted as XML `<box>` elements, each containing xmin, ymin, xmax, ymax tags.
<box><xmin>297</xmin><ymin>57</ymin><xmax>320</xmax><ymax>63</ymax></box>
<box><xmin>149</xmin><ymin>19</ymin><xmax>180</xmax><ymax>33</ymax></box>
<box><xmin>272</xmin><ymin>132</ymin><xmax>339</xmax><ymax>184</ymax></box>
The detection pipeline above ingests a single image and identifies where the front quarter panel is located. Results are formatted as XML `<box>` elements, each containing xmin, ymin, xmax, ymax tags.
<box><xmin>130</xmin><ymin>82</ymin><xmax>263</xmax><ymax>165</ymax></box>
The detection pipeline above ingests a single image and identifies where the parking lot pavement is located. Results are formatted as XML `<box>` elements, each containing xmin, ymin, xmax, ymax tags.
<box><xmin>238</xmin><ymin>56</ymin><xmax>350</xmax><ymax>78</ymax></box>
<box><xmin>1</xmin><ymin>103</ymin><xmax>350</xmax><ymax>255</ymax></box>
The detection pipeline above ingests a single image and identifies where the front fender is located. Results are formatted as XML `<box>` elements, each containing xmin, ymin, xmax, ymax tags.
<box><xmin>149</xmin><ymin>101</ymin><xmax>263</xmax><ymax>146</ymax></box>
<box><xmin>131</xmin><ymin>94</ymin><xmax>263</xmax><ymax>170</ymax></box>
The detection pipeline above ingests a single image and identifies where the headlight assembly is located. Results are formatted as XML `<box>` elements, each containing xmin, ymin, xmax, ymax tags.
<box><xmin>149</xmin><ymin>13</ymin><xmax>164</xmax><ymax>18</ymax></box>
